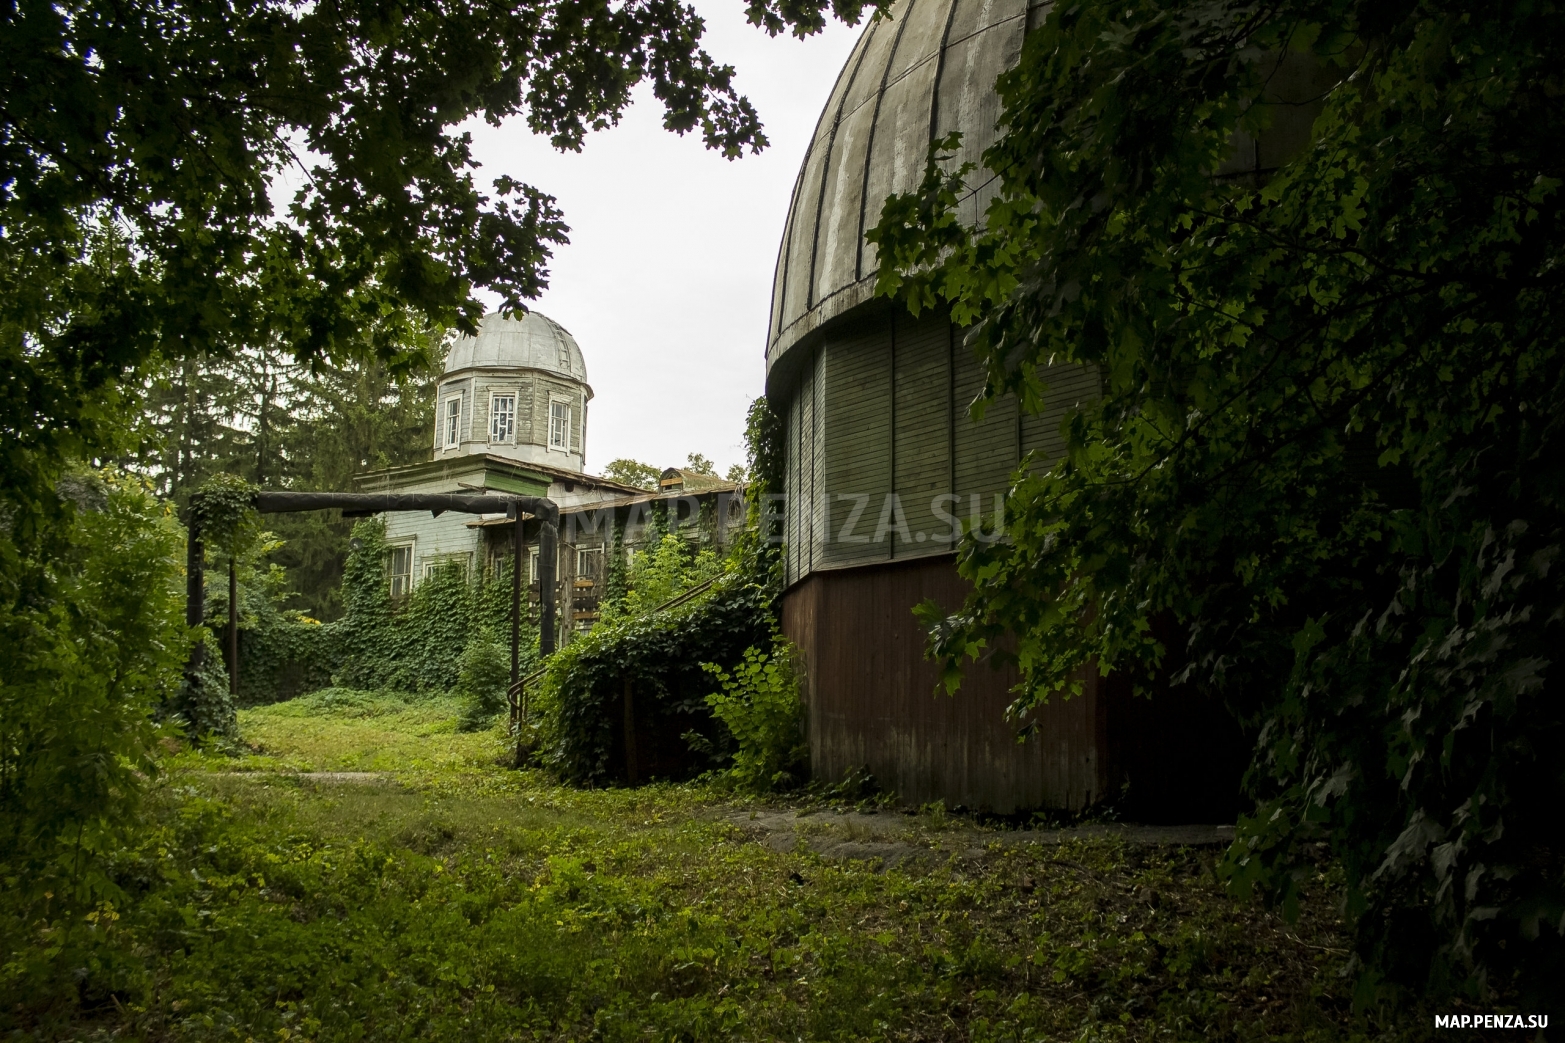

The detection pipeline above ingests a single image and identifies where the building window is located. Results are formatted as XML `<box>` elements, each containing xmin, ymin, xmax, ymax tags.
<box><xmin>422</xmin><ymin>555</ymin><xmax>468</xmax><ymax>580</ymax></box>
<box><xmin>577</xmin><ymin>547</ymin><xmax>602</xmax><ymax>581</ymax></box>
<box><xmin>549</xmin><ymin>400</ymin><xmax>570</xmax><ymax>451</ymax></box>
<box><xmin>527</xmin><ymin>547</ymin><xmax>540</xmax><ymax>584</ymax></box>
<box><xmin>441</xmin><ymin>395</ymin><xmax>462</xmax><ymax>449</ymax></box>
<box><xmin>490</xmin><ymin>393</ymin><xmax>516</xmax><ymax>443</ymax></box>
<box><xmin>388</xmin><ymin>545</ymin><xmax>413</xmax><ymax>597</ymax></box>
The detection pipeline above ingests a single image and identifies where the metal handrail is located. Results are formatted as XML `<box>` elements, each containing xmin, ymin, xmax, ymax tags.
<box><xmin>507</xmin><ymin>573</ymin><xmax>722</xmax><ymax>768</ymax></box>
<box><xmin>508</xmin><ymin>667</ymin><xmax>547</xmax><ymax>732</ymax></box>
<box><xmin>647</xmin><ymin>575</ymin><xmax>720</xmax><ymax>614</ymax></box>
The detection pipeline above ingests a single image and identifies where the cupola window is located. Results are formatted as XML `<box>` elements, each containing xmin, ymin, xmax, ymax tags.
<box><xmin>490</xmin><ymin>393</ymin><xmax>516</xmax><ymax>443</ymax></box>
<box><xmin>549</xmin><ymin>400</ymin><xmax>571</xmax><ymax>451</ymax></box>
<box><xmin>441</xmin><ymin>395</ymin><xmax>462</xmax><ymax>449</ymax></box>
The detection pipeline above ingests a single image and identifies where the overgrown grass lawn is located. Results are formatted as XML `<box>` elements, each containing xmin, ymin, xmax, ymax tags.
<box><xmin>216</xmin><ymin>688</ymin><xmax>499</xmax><ymax>773</ymax></box>
<box><xmin>44</xmin><ymin>692</ymin><xmax>1437</xmax><ymax>1042</ymax></box>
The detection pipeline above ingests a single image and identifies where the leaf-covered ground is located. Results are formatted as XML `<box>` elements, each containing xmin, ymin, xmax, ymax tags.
<box><xmin>45</xmin><ymin>692</ymin><xmax>1453</xmax><ymax>1041</ymax></box>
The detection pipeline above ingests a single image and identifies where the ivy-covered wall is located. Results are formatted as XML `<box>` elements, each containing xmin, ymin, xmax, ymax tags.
<box><xmin>333</xmin><ymin>518</ymin><xmax>535</xmax><ymax>692</ymax></box>
<box><xmin>233</xmin><ymin>518</ymin><xmax>537</xmax><ymax>703</ymax></box>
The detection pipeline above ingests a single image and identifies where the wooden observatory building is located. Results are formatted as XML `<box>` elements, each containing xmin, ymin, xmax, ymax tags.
<box><xmin>766</xmin><ymin>0</ymin><xmax>1266</xmax><ymax>818</ymax></box>
<box><xmin>354</xmin><ymin>311</ymin><xmax>743</xmax><ymax>648</ymax></box>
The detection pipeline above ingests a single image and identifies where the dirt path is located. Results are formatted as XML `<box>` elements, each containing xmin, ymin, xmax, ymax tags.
<box><xmin>717</xmin><ymin>808</ymin><xmax>1234</xmax><ymax>867</ymax></box>
<box><xmin>251</xmin><ymin>770</ymin><xmax>1235</xmax><ymax>868</ymax></box>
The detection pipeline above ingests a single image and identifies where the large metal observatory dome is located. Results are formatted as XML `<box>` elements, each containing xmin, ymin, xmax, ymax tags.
<box><xmin>766</xmin><ymin>0</ymin><xmax>1035</xmax><ymax>381</ymax></box>
<box><xmin>766</xmin><ymin>0</ymin><xmax>1246</xmax><ymax>818</ymax></box>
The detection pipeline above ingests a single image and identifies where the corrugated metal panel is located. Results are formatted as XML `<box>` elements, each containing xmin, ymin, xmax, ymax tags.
<box><xmin>822</xmin><ymin>321</ymin><xmax>893</xmax><ymax>566</ymax></box>
<box><xmin>808</xmin><ymin>346</ymin><xmax>829</xmax><ymax>571</ymax></box>
<box><xmin>952</xmin><ymin>334</ymin><xmax>1017</xmax><ymax>525</ymax></box>
<box><xmin>786</xmin><ymin>347</ymin><xmax>828</xmax><ymax>583</ymax></box>
<box><xmin>1019</xmin><ymin>363</ymin><xmax>1099</xmax><ymax>464</ymax></box>
<box><xmin>892</xmin><ymin>310</ymin><xmax>954</xmax><ymax>554</ymax></box>
<box><xmin>785</xmin><ymin>369</ymin><xmax>805</xmax><ymax>586</ymax></box>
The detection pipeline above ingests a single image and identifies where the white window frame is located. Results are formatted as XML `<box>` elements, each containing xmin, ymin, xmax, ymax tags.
<box><xmin>576</xmin><ymin>546</ymin><xmax>602</xmax><ymax>579</ymax></box>
<box><xmin>548</xmin><ymin>398</ymin><xmax>571</xmax><ymax>452</ymax></box>
<box><xmin>388</xmin><ymin>543</ymin><xmax>415</xmax><ymax>597</ymax></box>
<box><xmin>441</xmin><ymin>394</ymin><xmax>463</xmax><ymax>449</ymax></box>
<box><xmin>421</xmin><ymin>553</ymin><xmax>470</xmax><ymax>580</ymax></box>
<box><xmin>523</xmin><ymin>543</ymin><xmax>565</xmax><ymax>586</ymax></box>
<box><xmin>489</xmin><ymin>391</ymin><xmax>516</xmax><ymax>444</ymax></box>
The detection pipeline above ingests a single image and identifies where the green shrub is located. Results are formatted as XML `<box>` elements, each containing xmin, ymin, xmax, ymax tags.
<box><xmin>457</xmin><ymin>629</ymin><xmax>512</xmax><ymax>732</ymax></box>
<box><xmin>536</xmin><ymin>572</ymin><xmax>773</xmax><ymax>785</ymax></box>
<box><xmin>236</xmin><ymin>609</ymin><xmax>334</xmax><ymax>705</ymax></box>
<box><xmin>174</xmin><ymin>629</ymin><xmax>236</xmax><ymax>737</ymax></box>
<box><xmin>321</xmin><ymin>519</ymin><xmax>532</xmax><ymax>694</ymax></box>
<box><xmin>601</xmin><ymin>532</ymin><xmax>723</xmax><ymax>622</ymax></box>
<box><xmin>184</xmin><ymin>473</ymin><xmax>330</xmax><ymax>712</ymax></box>
<box><xmin>701</xmin><ymin>639</ymin><xmax>806</xmax><ymax>792</ymax></box>
<box><xmin>0</xmin><ymin>469</ymin><xmax>189</xmax><ymax>1008</ymax></box>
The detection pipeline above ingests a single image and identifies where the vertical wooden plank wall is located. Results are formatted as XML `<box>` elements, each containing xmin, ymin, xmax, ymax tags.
<box><xmin>784</xmin><ymin>555</ymin><xmax>1111</xmax><ymax>812</ymax></box>
<box><xmin>789</xmin><ymin>304</ymin><xmax>1090</xmax><ymax>569</ymax></box>
<box><xmin>950</xmin><ymin>327</ymin><xmax>1018</xmax><ymax>533</ymax></box>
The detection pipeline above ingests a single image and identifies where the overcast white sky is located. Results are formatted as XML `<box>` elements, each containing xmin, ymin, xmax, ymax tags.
<box><xmin>462</xmin><ymin>7</ymin><xmax>862</xmax><ymax>477</ymax></box>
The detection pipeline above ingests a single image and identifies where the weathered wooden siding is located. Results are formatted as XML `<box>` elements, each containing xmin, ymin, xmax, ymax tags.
<box><xmin>1020</xmin><ymin>363</ymin><xmax>1098</xmax><ymax>459</ymax></box>
<box><xmin>783</xmin><ymin>554</ymin><xmax>1108</xmax><ymax>813</ymax></box>
<box><xmin>951</xmin><ymin>330</ymin><xmax>1017</xmax><ymax>527</ymax></box>
<box><xmin>782</xmin><ymin>553</ymin><xmax>1248</xmax><ymax>818</ymax></box>
<box><xmin>431</xmin><ymin>370</ymin><xmax>589</xmax><ymax>472</ymax></box>
<box><xmin>382</xmin><ymin>510</ymin><xmax>480</xmax><ymax>578</ymax></box>
<box><xmin>784</xmin><ymin>346</ymin><xmax>827</xmax><ymax>586</ymax></box>
<box><xmin>773</xmin><ymin>309</ymin><xmax>1249</xmax><ymax>817</ymax></box>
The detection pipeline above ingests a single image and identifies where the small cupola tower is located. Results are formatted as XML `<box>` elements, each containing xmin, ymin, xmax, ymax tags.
<box><xmin>433</xmin><ymin>311</ymin><xmax>593</xmax><ymax>473</ymax></box>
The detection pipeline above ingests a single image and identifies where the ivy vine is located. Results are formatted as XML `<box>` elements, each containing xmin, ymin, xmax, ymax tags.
<box><xmin>534</xmin><ymin>569</ymin><xmax>774</xmax><ymax>785</ymax></box>
<box><xmin>234</xmin><ymin>517</ymin><xmax>538</xmax><ymax>703</ymax></box>
<box><xmin>187</xmin><ymin>472</ymin><xmax>260</xmax><ymax>556</ymax></box>
<box><xmin>170</xmin><ymin>473</ymin><xmax>262</xmax><ymax>737</ymax></box>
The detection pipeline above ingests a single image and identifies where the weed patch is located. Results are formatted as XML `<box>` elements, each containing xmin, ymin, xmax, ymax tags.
<box><xmin>3</xmin><ymin>694</ymin><xmax>1458</xmax><ymax>1040</ymax></box>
